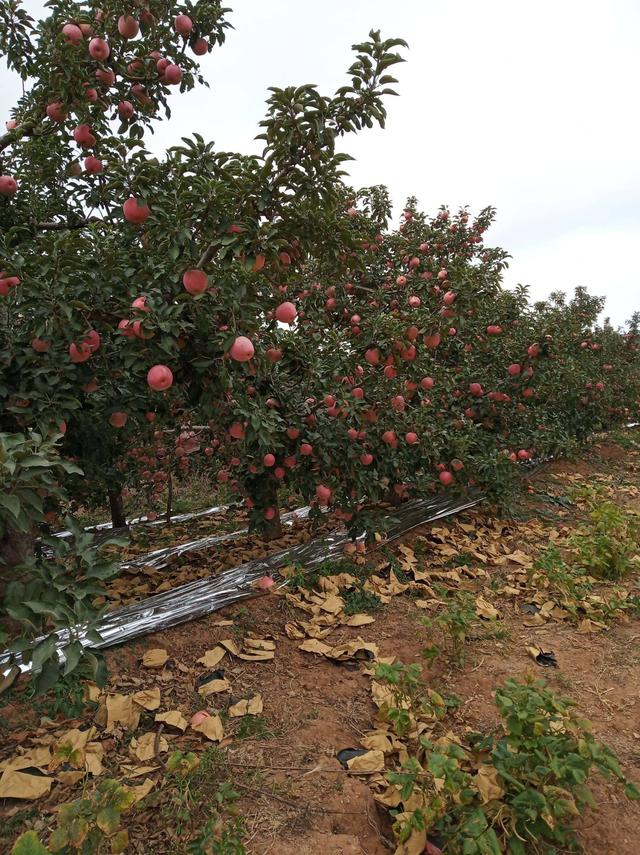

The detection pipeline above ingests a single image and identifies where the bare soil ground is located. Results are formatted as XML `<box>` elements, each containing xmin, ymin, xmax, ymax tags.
<box><xmin>2</xmin><ymin>433</ymin><xmax>640</xmax><ymax>855</ymax></box>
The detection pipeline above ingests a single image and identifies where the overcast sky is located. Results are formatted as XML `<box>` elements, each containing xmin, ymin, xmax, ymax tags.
<box><xmin>2</xmin><ymin>0</ymin><xmax>639</xmax><ymax>325</ymax></box>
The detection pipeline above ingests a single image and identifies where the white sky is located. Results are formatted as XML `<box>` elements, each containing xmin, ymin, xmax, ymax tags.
<box><xmin>2</xmin><ymin>0</ymin><xmax>639</xmax><ymax>325</ymax></box>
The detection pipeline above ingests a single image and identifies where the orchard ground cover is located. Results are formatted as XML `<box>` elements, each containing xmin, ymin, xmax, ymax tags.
<box><xmin>2</xmin><ymin>430</ymin><xmax>640</xmax><ymax>854</ymax></box>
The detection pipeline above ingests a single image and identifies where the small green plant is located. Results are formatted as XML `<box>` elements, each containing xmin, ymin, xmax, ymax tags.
<box><xmin>569</xmin><ymin>487</ymin><xmax>640</xmax><ymax>580</ymax></box>
<box><xmin>0</xmin><ymin>431</ymin><xmax>82</xmax><ymax>567</ymax></box>
<box><xmin>421</xmin><ymin>589</ymin><xmax>478</xmax><ymax>667</ymax></box>
<box><xmin>27</xmin><ymin>671</ymin><xmax>96</xmax><ymax>720</ymax></box>
<box><xmin>2</xmin><ymin>517</ymin><xmax>125</xmax><ymax>693</ymax></box>
<box><xmin>342</xmin><ymin>587</ymin><xmax>381</xmax><ymax>615</ymax></box>
<box><xmin>163</xmin><ymin>747</ymin><xmax>242</xmax><ymax>844</ymax></box>
<box><xmin>386</xmin><ymin>677</ymin><xmax>640</xmax><ymax>855</ymax></box>
<box><xmin>374</xmin><ymin>660</ymin><xmax>451</xmax><ymax>736</ymax></box>
<box><xmin>11</xmin><ymin>779</ymin><xmax>136</xmax><ymax>854</ymax></box>
<box><xmin>233</xmin><ymin>714</ymin><xmax>275</xmax><ymax>740</ymax></box>
<box><xmin>186</xmin><ymin>782</ymin><xmax>245</xmax><ymax>855</ymax></box>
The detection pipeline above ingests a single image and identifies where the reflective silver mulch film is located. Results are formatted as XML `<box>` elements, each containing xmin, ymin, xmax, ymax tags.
<box><xmin>0</xmin><ymin>493</ymin><xmax>482</xmax><ymax>676</ymax></box>
<box><xmin>51</xmin><ymin>503</ymin><xmax>230</xmax><ymax>540</ymax></box>
<box><xmin>120</xmin><ymin>506</ymin><xmax>311</xmax><ymax>572</ymax></box>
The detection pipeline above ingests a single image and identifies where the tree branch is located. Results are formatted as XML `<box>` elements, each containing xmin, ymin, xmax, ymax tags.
<box><xmin>34</xmin><ymin>217</ymin><xmax>102</xmax><ymax>231</ymax></box>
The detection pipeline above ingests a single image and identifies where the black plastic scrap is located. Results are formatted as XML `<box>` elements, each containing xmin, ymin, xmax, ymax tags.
<box><xmin>0</xmin><ymin>493</ymin><xmax>482</xmax><ymax>678</ymax></box>
<box><xmin>534</xmin><ymin>649</ymin><xmax>559</xmax><ymax>668</ymax></box>
<box><xmin>337</xmin><ymin>748</ymin><xmax>369</xmax><ymax>768</ymax></box>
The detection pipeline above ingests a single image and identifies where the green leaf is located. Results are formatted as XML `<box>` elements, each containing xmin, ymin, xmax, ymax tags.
<box><xmin>111</xmin><ymin>830</ymin><xmax>129</xmax><ymax>854</ymax></box>
<box><xmin>31</xmin><ymin>634</ymin><xmax>57</xmax><ymax>672</ymax></box>
<box><xmin>63</xmin><ymin>640</ymin><xmax>84</xmax><ymax>676</ymax></box>
<box><xmin>625</xmin><ymin>781</ymin><xmax>640</xmax><ymax>800</ymax></box>
<box><xmin>0</xmin><ymin>493</ymin><xmax>21</xmax><ymax>519</ymax></box>
<box><xmin>96</xmin><ymin>805</ymin><xmax>121</xmax><ymax>835</ymax></box>
<box><xmin>10</xmin><ymin>831</ymin><xmax>49</xmax><ymax>855</ymax></box>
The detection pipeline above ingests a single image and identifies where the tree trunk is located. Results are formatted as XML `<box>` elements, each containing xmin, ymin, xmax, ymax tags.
<box><xmin>248</xmin><ymin>475</ymin><xmax>282</xmax><ymax>541</ymax></box>
<box><xmin>165</xmin><ymin>471</ymin><xmax>173</xmax><ymax>524</ymax></box>
<box><xmin>108</xmin><ymin>487</ymin><xmax>127</xmax><ymax>529</ymax></box>
<box><xmin>0</xmin><ymin>526</ymin><xmax>34</xmax><ymax>569</ymax></box>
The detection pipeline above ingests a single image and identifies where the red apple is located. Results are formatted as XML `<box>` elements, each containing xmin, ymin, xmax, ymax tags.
<box><xmin>0</xmin><ymin>175</ymin><xmax>17</xmax><ymax>196</ymax></box>
<box><xmin>275</xmin><ymin>301</ymin><xmax>297</xmax><ymax>324</ymax></box>
<box><xmin>118</xmin><ymin>15</ymin><xmax>139</xmax><ymax>38</ymax></box>
<box><xmin>62</xmin><ymin>23</ymin><xmax>83</xmax><ymax>44</ymax></box>
<box><xmin>174</xmin><ymin>14</ymin><xmax>193</xmax><ymax>34</ymax></box>
<box><xmin>118</xmin><ymin>100</ymin><xmax>134</xmax><ymax>119</ymax></box>
<box><xmin>109</xmin><ymin>412</ymin><xmax>128</xmax><ymax>428</ymax></box>
<box><xmin>123</xmin><ymin>197</ymin><xmax>149</xmax><ymax>224</ymax></box>
<box><xmin>88</xmin><ymin>37</ymin><xmax>110</xmax><ymax>60</ymax></box>
<box><xmin>316</xmin><ymin>484</ymin><xmax>332</xmax><ymax>505</ymax></box>
<box><xmin>147</xmin><ymin>364</ymin><xmax>173</xmax><ymax>391</ymax></box>
<box><xmin>229</xmin><ymin>336</ymin><xmax>254</xmax><ymax>362</ymax></box>
<box><xmin>84</xmin><ymin>155</ymin><xmax>102</xmax><ymax>174</ymax></box>
<box><xmin>192</xmin><ymin>37</ymin><xmax>209</xmax><ymax>55</ymax></box>
<box><xmin>182</xmin><ymin>268</ymin><xmax>208</xmax><ymax>295</ymax></box>
<box><xmin>164</xmin><ymin>64</ymin><xmax>182</xmax><ymax>85</ymax></box>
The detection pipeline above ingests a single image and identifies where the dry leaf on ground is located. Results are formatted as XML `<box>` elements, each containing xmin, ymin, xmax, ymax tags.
<box><xmin>228</xmin><ymin>694</ymin><xmax>263</xmax><ymax>717</ymax></box>
<box><xmin>142</xmin><ymin>648</ymin><xmax>169</xmax><ymax>668</ymax></box>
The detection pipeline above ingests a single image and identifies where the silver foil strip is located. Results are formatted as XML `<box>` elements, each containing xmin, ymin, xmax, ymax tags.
<box><xmin>51</xmin><ymin>503</ymin><xmax>231</xmax><ymax>540</ymax></box>
<box><xmin>119</xmin><ymin>505</ymin><xmax>311</xmax><ymax>572</ymax></box>
<box><xmin>0</xmin><ymin>494</ymin><xmax>482</xmax><ymax>677</ymax></box>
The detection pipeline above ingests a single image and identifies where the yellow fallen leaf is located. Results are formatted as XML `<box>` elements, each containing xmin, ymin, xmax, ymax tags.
<box><xmin>85</xmin><ymin>743</ymin><xmax>104</xmax><ymax>776</ymax></box>
<box><xmin>198</xmin><ymin>678</ymin><xmax>231</xmax><ymax>697</ymax></box>
<box><xmin>345</xmin><ymin>614</ymin><xmax>375</xmax><ymax>627</ymax></box>
<box><xmin>299</xmin><ymin>639</ymin><xmax>332</xmax><ymax>656</ymax></box>
<box><xmin>155</xmin><ymin>710</ymin><xmax>187</xmax><ymax>732</ymax></box>
<box><xmin>142</xmin><ymin>648</ymin><xmax>169</xmax><ymax>668</ymax></box>
<box><xmin>505</xmin><ymin>550</ymin><xmax>533</xmax><ymax>567</ymax></box>
<box><xmin>133</xmin><ymin>687</ymin><xmax>161</xmax><ymax>711</ymax></box>
<box><xmin>130</xmin><ymin>732</ymin><xmax>167</xmax><ymax>762</ymax></box>
<box><xmin>0</xmin><ymin>746</ymin><xmax>51</xmax><ymax>772</ymax></box>
<box><xmin>475</xmin><ymin>596</ymin><xmax>500</xmax><ymax>620</ymax></box>
<box><xmin>106</xmin><ymin>694</ymin><xmax>141</xmax><ymax>731</ymax></box>
<box><xmin>237</xmin><ymin>650</ymin><xmax>275</xmax><ymax>661</ymax></box>
<box><xmin>123</xmin><ymin>777</ymin><xmax>155</xmax><ymax>803</ymax></box>
<box><xmin>360</xmin><ymin>732</ymin><xmax>395</xmax><ymax>753</ymax></box>
<box><xmin>577</xmin><ymin>618</ymin><xmax>607</xmax><ymax>633</ymax></box>
<box><xmin>119</xmin><ymin>764</ymin><xmax>158</xmax><ymax>779</ymax></box>
<box><xmin>374</xmin><ymin>784</ymin><xmax>403</xmax><ymax>808</ymax></box>
<box><xmin>192</xmin><ymin>714</ymin><xmax>224</xmax><ymax>742</ymax></box>
<box><xmin>196</xmin><ymin>647</ymin><xmax>227</xmax><ymax>668</ymax></box>
<box><xmin>316</xmin><ymin>593</ymin><xmax>344</xmax><ymax>615</ymax></box>
<box><xmin>284</xmin><ymin>622</ymin><xmax>305</xmax><ymax>639</ymax></box>
<box><xmin>84</xmin><ymin>683</ymin><xmax>102</xmax><ymax>703</ymax></box>
<box><xmin>212</xmin><ymin>620</ymin><xmax>234</xmax><ymax>626</ymax></box>
<box><xmin>522</xmin><ymin>613</ymin><xmax>546</xmax><ymax>627</ymax></box>
<box><xmin>56</xmin><ymin>770</ymin><xmax>84</xmax><ymax>786</ymax></box>
<box><xmin>243</xmin><ymin>638</ymin><xmax>276</xmax><ymax>651</ymax></box>
<box><xmin>219</xmin><ymin>639</ymin><xmax>241</xmax><ymax>656</ymax></box>
<box><xmin>475</xmin><ymin>764</ymin><xmax>504</xmax><ymax>803</ymax></box>
<box><xmin>0</xmin><ymin>769</ymin><xmax>53</xmax><ymax>800</ymax></box>
<box><xmin>228</xmin><ymin>694</ymin><xmax>263</xmax><ymax>717</ymax></box>
<box><xmin>327</xmin><ymin>638</ymin><xmax>379</xmax><ymax>662</ymax></box>
<box><xmin>346</xmin><ymin>749</ymin><xmax>385</xmax><ymax>774</ymax></box>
